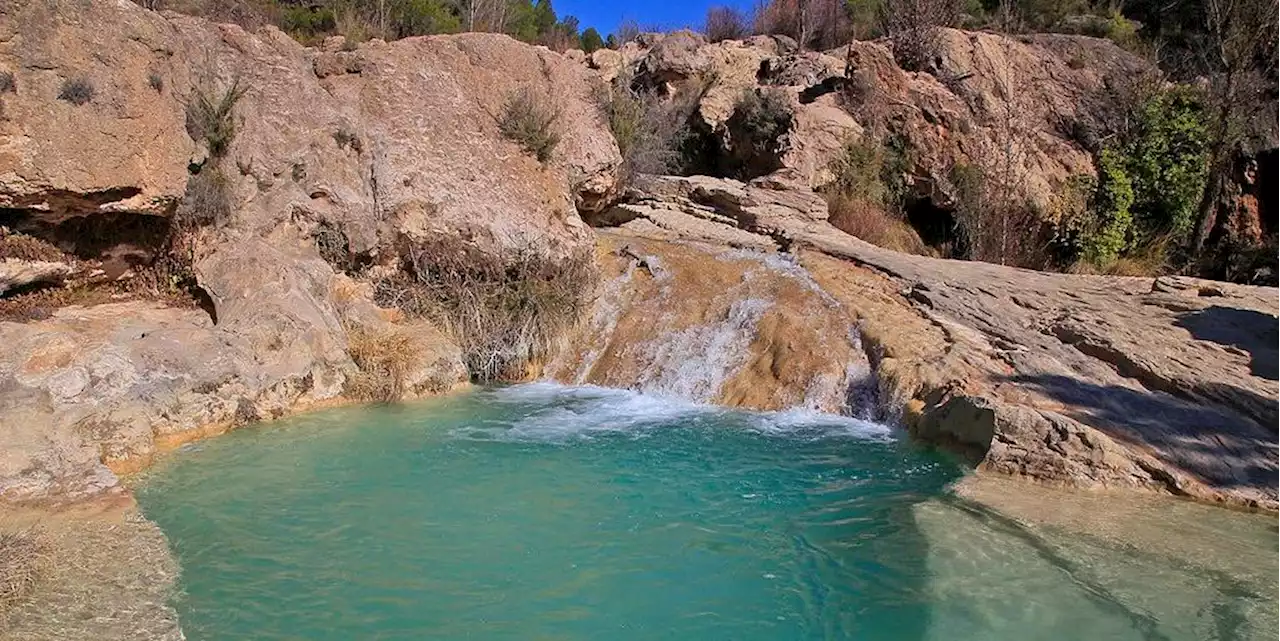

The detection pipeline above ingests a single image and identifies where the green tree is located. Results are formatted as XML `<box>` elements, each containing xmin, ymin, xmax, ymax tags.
<box><xmin>1124</xmin><ymin>88</ymin><xmax>1209</xmax><ymax>241</ymax></box>
<box><xmin>391</xmin><ymin>0</ymin><xmax>462</xmax><ymax>36</ymax></box>
<box><xmin>580</xmin><ymin>27</ymin><xmax>604</xmax><ymax>53</ymax></box>
<box><xmin>533</xmin><ymin>0</ymin><xmax>558</xmax><ymax>39</ymax></box>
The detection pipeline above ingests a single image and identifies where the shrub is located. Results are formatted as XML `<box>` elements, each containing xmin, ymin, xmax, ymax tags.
<box><xmin>884</xmin><ymin>0</ymin><xmax>963</xmax><ymax>72</ymax></box>
<box><xmin>333</xmin><ymin>126</ymin><xmax>362</xmax><ymax>153</ymax></box>
<box><xmin>754</xmin><ymin>0</ymin><xmax>851</xmax><ymax>50</ymax></box>
<box><xmin>280</xmin><ymin>4</ymin><xmax>337</xmax><ymax>41</ymax></box>
<box><xmin>704</xmin><ymin>5</ymin><xmax>751</xmax><ymax>42</ymax></box>
<box><xmin>951</xmin><ymin>160</ymin><xmax>1050</xmax><ymax>267</ymax></box>
<box><xmin>826</xmin><ymin>135</ymin><xmax>910</xmax><ymax>210</ymax></box>
<box><xmin>498</xmin><ymin>87</ymin><xmax>561</xmax><ymax>163</ymax></box>
<box><xmin>1121</xmin><ymin>88</ymin><xmax>1210</xmax><ymax>242</ymax></box>
<box><xmin>826</xmin><ymin>193</ymin><xmax>930</xmax><ymax>254</ymax></box>
<box><xmin>148</xmin><ymin>72</ymin><xmax>164</xmax><ymax>92</ymax></box>
<box><xmin>390</xmin><ymin>0</ymin><xmax>462</xmax><ymax>37</ymax></box>
<box><xmin>0</xmin><ymin>71</ymin><xmax>14</xmax><ymax>94</ymax></box>
<box><xmin>580</xmin><ymin>27</ymin><xmax>605</xmax><ymax>53</ymax></box>
<box><xmin>614</xmin><ymin>19</ymin><xmax>642</xmax><ymax>45</ymax></box>
<box><xmin>0</xmin><ymin>228</ymin><xmax>64</xmax><ymax>262</ymax></box>
<box><xmin>174</xmin><ymin>167</ymin><xmax>231</xmax><ymax>228</ymax></box>
<box><xmin>344</xmin><ymin>323</ymin><xmax>421</xmax><ymax>403</ymax></box>
<box><xmin>821</xmin><ymin>135</ymin><xmax>928</xmax><ymax>254</ymax></box>
<box><xmin>600</xmin><ymin>71</ymin><xmax>709</xmax><ymax>179</ymax></box>
<box><xmin>725</xmin><ymin>88</ymin><xmax>794</xmax><ymax>179</ymax></box>
<box><xmin>57</xmin><ymin>77</ymin><xmax>95</xmax><ymax>105</ymax></box>
<box><xmin>1102</xmin><ymin>9</ymin><xmax>1139</xmax><ymax>50</ymax></box>
<box><xmin>185</xmin><ymin>78</ymin><xmax>249</xmax><ymax>159</ymax></box>
<box><xmin>375</xmin><ymin>240</ymin><xmax>595</xmax><ymax>382</ymax></box>
<box><xmin>0</xmin><ymin>529</ymin><xmax>48</xmax><ymax>610</ymax></box>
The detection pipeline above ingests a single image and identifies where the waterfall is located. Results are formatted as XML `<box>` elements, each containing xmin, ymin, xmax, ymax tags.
<box><xmin>634</xmin><ymin>297</ymin><xmax>771</xmax><ymax>403</ymax></box>
<box><xmin>550</xmin><ymin>240</ymin><xmax>878</xmax><ymax>416</ymax></box>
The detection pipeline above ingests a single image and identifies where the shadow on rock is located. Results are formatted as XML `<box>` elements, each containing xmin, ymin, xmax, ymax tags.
<box><xmin>1175</xmin><ymin>306</ymin><xmax>1279</xmax><ymax>381</ymax></box>
<box><xmin>1003</xmin><ymin>374</ymin><xmax>1278</xmax><ymax>495</ymax></box>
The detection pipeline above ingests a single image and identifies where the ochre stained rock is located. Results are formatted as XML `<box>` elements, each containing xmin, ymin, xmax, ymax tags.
<box><xmin>549</xmin><ymin>232</ymin><xmax>869</xmax><ymax>414</ymax></box>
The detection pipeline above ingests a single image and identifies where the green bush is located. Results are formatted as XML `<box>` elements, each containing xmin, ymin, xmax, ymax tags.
<box><xmin>826</xmin><ymin>135</ymin><xmax>910</xmax><ymax>213</ymax></box>
<box><xmin>391</xmin><ymin>0</ymin><xmax>461</xmax><ymax>37</ymax></box>
<box><xmin>280</xmin><ymin>5</ymin><xmax>336</xmax><ymax>40</ymax></box>
<box><xmin>0</xmin><ymin>71</ymin><xmax>14</xmax><ymax>94</ymax></box>
<box><xmin>1102</xmin><ymin>9</ymin><xmax>1138</xmax><ymax>49</ymax></box>
<box><xmin>1067</xmin><ymin>87</ymin><xmax>1209</xmax><ymax>269</ymax></box>
<box><xmin>726</xmin><ymin>88</ymin><xmax>793</xmax><ymax>179</ymax></box>
<box><xmin>1085</xmin><ymin>149</ymin><xmax>1135</xmax><ymax>265</ymax></box>
<box><xmin>498</xmin><ymin>87</ymin><xmax>561</xmax><ymax>164</ymax></box>
<box><xmin>580</xmin><ymin>27</ymin><xmax>605</xmax><ymax>53</ymax></box>
<box><xmin>1123</xmin><ymin>88</ymin><xmax>1209</xmax><ymax>240</ymax></box>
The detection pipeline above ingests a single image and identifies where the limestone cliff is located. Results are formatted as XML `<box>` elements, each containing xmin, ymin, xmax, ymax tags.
<box><xmin>0</xmin><ymin>0</ymin><xmax>618</xmax><ymax>500</ymax></box>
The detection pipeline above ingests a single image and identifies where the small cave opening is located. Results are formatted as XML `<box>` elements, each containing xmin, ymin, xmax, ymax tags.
<box><xmin>0</xmin><ymin>208</ymin><xmax>217</xmax><ymax>323</ymax></box>
<box><xmin>903</xmin><ymin>197</ymin><xmax>964</xmax><ymax>258</ymax></box>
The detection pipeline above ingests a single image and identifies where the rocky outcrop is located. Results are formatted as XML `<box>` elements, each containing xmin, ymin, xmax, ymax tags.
<box><xmin>596</xmin><ymin>28</ymin><xmax>1151</xmax><ymax>209</ymax></box>
<box><xmin>0</xmin><ymin>259</ymin><xmax>72</xmax><ymax>295</ymax></box>
<box><xmin>0</xmin><ymin>1</ymin><xmax>619</xmax><ymax>258</ymax></box>
<box><xmin>0</xmin><ymin>0</ymin><xmax>621</xmax><ymax>501</ymax></box>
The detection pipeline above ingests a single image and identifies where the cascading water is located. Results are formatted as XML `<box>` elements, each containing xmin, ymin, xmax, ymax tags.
<box><xmin>549</xmin><ymin>237</ymin><xmax>877</xmax><ymax>415</ymax></box>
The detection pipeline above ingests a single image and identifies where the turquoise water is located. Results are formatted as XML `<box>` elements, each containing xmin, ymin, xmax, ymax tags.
<box><xmin>135</xmin><ymin>385</ymin><xmax>1275</xmax><ymax>641</ymax></box>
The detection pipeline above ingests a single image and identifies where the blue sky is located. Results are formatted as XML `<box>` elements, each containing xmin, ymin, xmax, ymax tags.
<box><xmin>552</xmin><ymin>0</ymin><xmax>754</xmax><ymax>35</ymax></box>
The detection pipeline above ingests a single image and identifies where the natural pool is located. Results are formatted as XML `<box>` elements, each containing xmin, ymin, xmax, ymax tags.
<box><xmin>135</xmin><ymin>384</ymin><xmax>1278</xmax><ymax>641</ymax></box>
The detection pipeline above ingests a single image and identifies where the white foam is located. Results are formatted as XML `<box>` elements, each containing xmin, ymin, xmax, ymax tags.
<box><xmin>450</xmin><ymin>383</ymin><xmax>893</xmax><ymax>443</ymax></box>
<box><xmin>636</xmin><ymin>297</ymin><xmax>771</xmax><ymax>403</ymax></box>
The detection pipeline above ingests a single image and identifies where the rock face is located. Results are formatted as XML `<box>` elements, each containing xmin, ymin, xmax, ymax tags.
<box><xmin>598</xmin><ymin>28</ymin><xmax>1151</xmax><ymax>209</ymax></box>
<box><xmin>1</xmin><ymin>0</ymin><xmax>619</xmax><ymax>258</ymax></box>
<box><xmin>0</xmin><ymin>0</ymin><xmax>620</xmax><ymax>501</ymax></box>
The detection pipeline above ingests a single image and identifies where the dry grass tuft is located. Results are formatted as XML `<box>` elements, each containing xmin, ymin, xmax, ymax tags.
<box><xmin>826</xmin><ymin>194</ymin><xmax>931</xmax><ymax>256</ymax></box>
<box><xmin>0</xmin><ymin>229</ymin><xmax>66</xmax><ymax>262</ymax></box>
<box><xmin>185</xmin><ymin>78</ymin><xmax>249</xmax><ymax>160</ymax></box>
<box><xmin>0</xmin><ymin>529</ymin><xmax>49</xmax><ymax>612</ymax></box>
<box><xmin>344</xmin><ymin>323</ymin><xmax>422</xmax><ymax>403</ymax></box>
<box><xmin>498</xmin><ymin>87</ymin><xmax>561</xmax><ymax>164</ymax></box>
<box><xmin>373</xmin><ymin>240</ymin><xmax>595</xmax><ymax>382</ymax></box>
<box><xmin>1069</xmin><ymin>235</ymin><xmax>1171</xmax><ymax>277</ymax></box>
<box><xmin>57</xmin><ymin>77</ymin><xmax>94</xmax><ymax>106</ymax></box>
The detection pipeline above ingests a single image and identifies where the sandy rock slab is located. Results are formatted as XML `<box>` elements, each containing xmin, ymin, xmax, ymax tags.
<box><xmin>0</xmin><ymin>498</ymin><xmax>183</xmax><ymax>641</ymax></box>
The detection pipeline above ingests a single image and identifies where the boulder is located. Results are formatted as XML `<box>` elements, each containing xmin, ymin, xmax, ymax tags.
<box><xmin>0</xmin><ymin>259</ymin><xmax>73</xmax><ymax>295</ymax></box>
